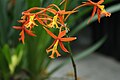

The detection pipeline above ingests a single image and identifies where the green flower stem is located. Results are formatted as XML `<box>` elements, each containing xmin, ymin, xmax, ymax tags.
<box><xmin>67</xmin><ymin>42</ymin><xmax>77</xmax><ymax>80</ymax></box>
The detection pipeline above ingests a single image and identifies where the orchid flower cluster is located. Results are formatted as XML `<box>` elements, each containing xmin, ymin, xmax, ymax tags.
<box><xmin>13</xmin><ymin>0</ymin><xmax>111</xmax><ymax>59</ymax></box>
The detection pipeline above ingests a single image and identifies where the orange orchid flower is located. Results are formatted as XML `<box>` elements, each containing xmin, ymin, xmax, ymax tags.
<box><xmin>22</xmin><ymin>7</ymin><xmax>51</xmax><ymax>27</ymax></box>
<box><xmin>13</xmin><ymin>11</ymin><xmax>39</xmax><ymax>44</ymax></box>
<box><xmin>13</xmin><ymin>25</ymin><xmax>36</xmax><ymax>44</ymax></box>
<box><xmin>46</xmin><ymin>9</ymin><xmax>76</xmax><ymax>28</ymax></box>
<box><xmin>44</xmin><ymin>27</ymin><xmax>76</xmax><ymax>58</ymax></box>
<box><xmin>46</xmin><ymin>4</ymin><xmax>77</xmax><ymax>28</ymax></box>
<box><xmin>24</xmin><ymin>14</ymin><xmax>38</xmax><ymax>29</ymax></box>
<box><xmin>47</xmin><ymin>14</ymin><xmax>59</xmax><ymax>28</ymax></box>
<box><xmin>75</xmin><ymin>0</ymin><xmax>111</xmax><ymax>23</ymax></box>
<box><xmin>19</xmin><ymin>12</ymin><xmax>38</xmax><ymax>30</ymax></box>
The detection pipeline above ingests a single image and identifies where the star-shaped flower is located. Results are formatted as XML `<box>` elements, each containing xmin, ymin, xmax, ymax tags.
<box><xmin>76</xmin><ymin>0</ymin><xmax>111</xmax><ymax>23</ymax></box>
<box><xmin>13</xmin><ymin>25</ymin><xmax>36</xmax><ymax>44</ymax></box>
<box><xmin>44</xmin><ymin>27</ymin><xmax>76</xmax><ymax>58</ymax></box>
<box><xmin>46</xmin><ymin>4</ymin><xmax>77</xmax><ymax>28</ymax></box>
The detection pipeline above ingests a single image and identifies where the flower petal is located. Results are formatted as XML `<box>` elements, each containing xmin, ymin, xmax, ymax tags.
<box><xmin>55</xmin><ymin>50</ymin><xmax>61</xmax><ymax>57</ymax></box>
<box><xmin>24</xmin><ymin>29</ymin><xmax>36</xmax><ymax>36</ymax></box>
<box><xmin>13</xmin><ymin>26</ymin><xmax>22</xmax><ymax>30</ymax></box>
<box><xmin>43</xmin><ymin>27</ymin><xmax>57</xmax><ymax>39</ymax></box>
<box><xmin>19</xmin><ymin>30</ymin><xmax>25</xmax><ymax>44</ymax></box>
<box><xmin>48</xmin><ymin>4</ymin><xmax>61</xmax><ymax>11</ymax></box>
<box><xmin>49</xmin><ymin>50</ymin><xmax>61</xmax><ymax>59</ymax></box>
<box><xmin>101</xmin><ymin>10</ymin><xmax>111</xmax><ymax>17</ymax></box>
<box><xmin>58</xmin><ymin>30</ymin><xmax>66</xmax><ymax>38</ymax></box>
<box><xmin>97</xmin><ymin>0</ymin><xmax>104</xmax><ymax>4</ymax></box>
<box><xmin>59</xmin><ymin>10</ymin><xmax>77</xmax><ymax>14</ymax></box>
<box><xmin>59</xmin><ymin>41</ymin><xmax>69</xmax><ymax>52</ymax></box>
<box><xmin>47</xmin><ymin>40</ymin><xmax>57</xmax><ymax>50</ymax></box>
<box><xmin>60</xmin><ymin>37</ymin><xmax>76</xmax><ymax>42</ymax></box>
<box><xmin>47</xmin><ymin>8</ymin><xmax>57</xmax><ymax>14</ymax></box>
<box><xmin>88</xmin><ymin>6</ymin><xmax>97</xmax><ymax>23</ymax></box>
<box><xmin>97</xmin><ymin>8</ymin><xmax>101</xmax><ymax>23</ymax></box>
<box><xmin>36</xmin><ymin>15</ymin><xmax>45</xmax><ymax>25</ymax></box>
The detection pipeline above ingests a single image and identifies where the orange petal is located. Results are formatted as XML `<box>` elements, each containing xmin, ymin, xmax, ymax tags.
<box><xmin>36</xmin><ymin>15</ymin><xmax>45</xmax><ymax>25</ymax></box>
<box><xmin>60</xmin><ymin>37</ymin><xmax>76</xmax><ymax>42</ymax></box>
<box><xmin>47</xmin><ymin>40</ymin><xmax>57</xmax><ymax>50</ymax></box>
<box><xmin>97</xmin><ymin>8</ymin><xmax>101</xmax><ymax>23</ymax></box>
<box><xmin>47</xmin><ymin>8</ymin><xmax>57</xmax><ymax>14</ymax></box>
<box><xmin>48</xmin><ymin>50</ymin><xmax>55</xmax><ymax>58</ymax></box>
<box><xmin>58</xmin><ymin>15</ymin><xmax>64</xmax><ymax>25</ymax></box>
<box><xmin>88</xmin><ymin>6</ymin><xmax>97</xmax><ymax>23</ymax></box>
<box><xmin>59</xmin><ymin>41</ymin><xmax>69</xmax><ymax>52</ymax></box>
<box><xmin>60</xmin><ymin>10</ymin><xmax>77</xmax><ymax>14</ymax></box>
<box><xmin>58</xmin><ymin>30</ymin><xmax>66</xmax><ymax>38</ymax></box>
<box><xmin>19</xmin><ymin>30</ymin><xmax>25</xmax><ymax>44</ymax></box>
<box><xmin>48</xmin><ymin>4</ymin><xmax>61</xmax><ymax>11</ymax></box>
<box><xmin>13</xmin><ymin>26</ymin><xmax>22</xmax><ymax>30</ymax></box>
<box><xmin>97</xmin><ymin>0</ymin><xmax>104</xmax><ymax>4</ymax></box>
<box><xmin>24</xmin><ymin>29</ymin><xmax>36</xmax><ymax>36</ymax></box>
<box><xmin>49</xmin><ymin>50</ymin><xmax>61</xmax><ymax>59</ymax></box>
<box><xmin>65</xmin><ymin>2</ymin><xmax>91</xmax><ymax>21</ymax></box>
<box><xmin>87</xmin><ymin>0</ymin><xmax>96</xmax><ymax>5</ymax></box>
<box><xmin>49</xmin><ymin>54</ymin><xmax>55</xmax><ymax>59</ymax></box>
<box><xmin>18</xmin><ymin>20</ymin><xmax>26</xmax><ymax>23</ymax></box>
<box><xmin>55</xmin><ymin>50</ymin><xmax>61</xmax><ymax>57</ymax></box>
<box><xmin>43</xmin><ymin>27</ymin><xmax>57</xmax><ymax>39</ymax></box>
<box><xmin>101</xmin><ymin>10</ymin><xmax>111</xmax><ymax>17</ymax></box>
<box><xmin>73</xmin><ymin>3</ymin><xmax>89</xmax><ymax>11</ymax></box>
<box><xmin>26</xmin><ymin>7</ymin><xmax>41</xmax><ymax>12</ymax></box>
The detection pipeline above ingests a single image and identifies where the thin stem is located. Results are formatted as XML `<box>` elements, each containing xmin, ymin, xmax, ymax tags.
<box><xmin>64</xmin><ymin>0</ymin><xmax>68</xmax><ymax>11</ymax></box>
<box><xmin>67</xmin><ymin>42</ymin><xmax>77</xmax><ymax>80</ymax></box>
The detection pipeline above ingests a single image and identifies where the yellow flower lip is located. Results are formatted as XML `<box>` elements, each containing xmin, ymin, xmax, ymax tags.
<box><xmin>98</xmin><ymin>5</ymin><xmax>105</xmax><ymax>10</ymax></box>
<box><xmin>47</xmin><ymin>14</ymin><xmax>59</xmax><ymax>28</ymax></box>
<box><xmin>25</xmin><ymin>14</ymin><xmax>38</xmax><ymax>29</ymax></box>
<box><xmin>46</xmin><ymin>40</ymin><xmax>61</xmax><ymax>59</ymax></box>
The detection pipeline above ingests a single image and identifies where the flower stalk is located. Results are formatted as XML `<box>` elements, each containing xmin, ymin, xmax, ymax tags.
<box><xmin>67</xmin><ymin>42</ymin><xmax>77</xmax><ymax>80</ymax></box>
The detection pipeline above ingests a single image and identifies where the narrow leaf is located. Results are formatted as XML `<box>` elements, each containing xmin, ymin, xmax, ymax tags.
<box><xmin>2</xmin><ymin>44</ymin><xmax>11</xmax><ymax>64</ymax></box>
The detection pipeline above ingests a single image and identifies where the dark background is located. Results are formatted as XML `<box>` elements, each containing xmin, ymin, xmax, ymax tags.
<box><xmin>91</xmin><ymin>1</ymin><xmax>120</xmax><ymax>61</ymax></box>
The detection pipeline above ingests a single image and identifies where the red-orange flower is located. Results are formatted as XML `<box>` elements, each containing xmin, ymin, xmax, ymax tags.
<box><xmin>46</xmin><ymin>4</ymin><xmax>77</xmax><ymax>28</ymax></box>
<box><xmin>19</xmin><ymin>12</ymin><xmax>38</xmax><ymax>30</ymax></box>
<box><xmin>44</xmin><ymin>27</ymin><xmax>76</xmax><ymax>58</ymax></box>
<box><xmin>76</xmin><ymin>0</ymin><xmax>111</xmax><ymax>23</ymax></box>
<box><xmin>13</xmin><ymin>25</ymin><xmax>36</xmax><ymax>44</ymax></box>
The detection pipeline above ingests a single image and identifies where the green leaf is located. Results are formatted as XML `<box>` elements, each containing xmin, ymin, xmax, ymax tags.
<box><xmin>70</xmin><ymin>3</ymin><xmax>120</xmax><ymax>35</ymax></box>
<box><xmin>74</xmin><ymin>35</ymin><xmax>107</xmax><ymax>60</ymax></box>
<box><xmin>16</xmin><ymin>44</ymin><xmax>24</xmax><ymax>65</ymax></box>
<box><xmin>0</xmin><ymin>49</ymin><xmax>10</xmax><ymax>80</ymax></box>
<box><xmin>2</xmin><ymin>44</ymin><xmax>11</xmax><ymax>64</ymax></box>
<box><xmin>0</xmin><ymin>0</ymin><xmax>9</xmax><ymax>27</ymax></box>
<box><xmin>52</xmin><ymin>0</ymin><xmax>61</xmax><ymax>5</ymax></box>
<box><xmin>8</xmin><ymin>0</ymin><xmax>27</xmax><ymax>39</ymax></box>
<box><xmin>26</xmin><ymin>0</ymin><xmax>41</xmax><ymax>8</ymax></box>
<box><xmin>0</xmin><ymin>0</ymin><xmax>9</xmax><ymax>45</ymax></box>
<box><xmin>9</xmin><ymin>44</ymin><xmax>24</xmax><ymax>74</ymax></box>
